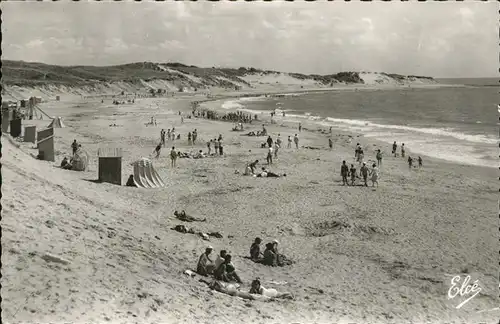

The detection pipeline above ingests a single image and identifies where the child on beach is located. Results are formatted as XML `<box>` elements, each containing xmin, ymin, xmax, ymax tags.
<box><xmin>287</xmin><ymin>136</ymin><xmax>292</xmax><ymax>149</ymax></box>
<box><xmin>341</xmin><ymin>161</ymin><xmax>349</xmax><ymax>186</ymax></box>
<box><xmin>170</xmin><ymin>146</ymin><xmax>178</xmax><ymax>167</ymax></box>
<box><xmin>370</xmin><ymin>163</ymin><xmax>379</xmax><ymax>187</ymax></box>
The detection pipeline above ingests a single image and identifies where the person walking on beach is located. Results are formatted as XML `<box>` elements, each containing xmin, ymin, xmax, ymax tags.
<box><xmin>298</xmin><ymin>123</ymin><xmax>302</xmax><ymax>132</ymax></box>
<box><xmin>392</xmin><ymin>141</ymin><xmax>397</xmax><ymax>157</ymax></box>
<box><xmin>188</xmin><ymin>132</ymin><xmax>192</xmax><ymax>146</ymax></box>
<box><xmin>276</xmin><ymin>134</ymin><xmax>282</xmax><ymax>148</ymax></box>
<box><xmin>349</xmin><ymin>164</ymin><xmax>357</xmax><ymax>186</ymax></box>
<box><xmin>170</xmin><ymin>146</ymin><xmax>178</xmax><ymax>167</ymax></box>
<box><xmin>328</xmin><ymin>138</ymin><xmax>333</xmax><ymax>150</ymax></box>
<box><xmin>267</xmin><ymin>136</ymin><xmax>273</xmax><ymax>148</ymax></box>
<box><xmin>418</xmin><ymin>156</ymin><xmax>423</xmax><ymax>168</ymax></box>
<box><xmin>408</xmin><ymin>156</ymin><xmax>413</xmax><ymax>169</ymax></box>
<box><xmin>167</xmin><ymin>129</ymin><xmax>171</xmax><ymax>141</ymax></box>
<box><xmin>266</xmin><ymin>146</ymin><xmax>273</xmax><ymax>165</ymax></box>
<box><xmin>214</xmin><ymin>139</ymin><xmax>220</xmax><ymax>155</ymax></box>
<box><xmin>355</xmin><ymin>143</ymin><xmax>361</xmax><ymax>160</ymax></box>
<box><xmin>401</xmin><ymin>143</ymin><xmax>406</xmax><ymax>158</ymax></box>
<box><xmin>274</xmin><ymin>141</ymin><xmax>280</xmax><ymax>159</ymax></box>
<box><xmin>287</xmin><ymin>136</ymin><xmax>292</xmax><ymax>149</ymax></box>
<box><xmin>207</xmin><ymin>139</ymin><xmax>212</xmax><ymax>155</ymax></box>
<box><xmin>360</xmin><ymin>162</ymin><xmax>369</xmax><ymax>187</ymax></box>
<box><xmin>154</xmin><ymin>143</ymin><xmax>162</xmax><ymax>158</ymax></box>
<box><xmin>294</xmin><ymin>134</ymin><xmax>299</xmax><ymax>149</ymax></box>
<box><xmin>370</xmin><ymin>163</ymin><xmax>379</xmax><ymax>187</ymax></box>
<box><xmin>376</xmin><ymin>149</ymin><xmax>383</xmax><ymax>166</ymax></box>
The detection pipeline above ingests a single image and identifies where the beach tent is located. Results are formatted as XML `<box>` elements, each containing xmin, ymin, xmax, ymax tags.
<box><xmin>131</xmin><ymin>158</ymin><xmax>166</xmax><ymax>189</ymax></box>
<box><xmin>48</xmin><ymin>117</ymin><xmax>65</xmax><ymax>128</ymax></box>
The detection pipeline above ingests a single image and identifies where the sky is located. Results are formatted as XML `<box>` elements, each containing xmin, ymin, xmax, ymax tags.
<box><xmin>2</xmin><ymin>0</ymin><xmax>497</xmax><ymax>78</ymax></box>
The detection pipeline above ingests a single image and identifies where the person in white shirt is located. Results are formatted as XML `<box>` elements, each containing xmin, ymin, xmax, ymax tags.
<box><xmin>266</xmin><ymin>146</ymin><xmax>273</xmax><ymax>165</ymax></box>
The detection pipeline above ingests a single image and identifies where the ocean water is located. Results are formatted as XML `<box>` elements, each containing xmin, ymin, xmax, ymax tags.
<box><xmin>221</xmin><ymin>83</ymin><xmax>498</xmax><ymax>168</ymax></box>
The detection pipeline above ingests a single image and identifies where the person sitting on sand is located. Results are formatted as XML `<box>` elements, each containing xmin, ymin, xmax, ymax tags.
<box><xmin>214</xmin><ymin>254</ymin><xmax>243</xmax><ymax>284</ymax></box>
<box><xmin>349</xmin><ymin>164</ymin><xmax>357</xmax><ymax>186</ymax></box>
<box><xmin>370</xmin><ymin>163</ymin><xmax>379</xmax><ymax>187</ymax></box>
<box><xmin>249</xmin><ymin>278</ymin><xmax>293</xmax><ymax>299</ymax></box>
<box><xmin>418</xmin><ymin>156</ymin><xmax>423</xmax><ymax>168</ymax></box>
<box><xmin>341</xmin><ymin>161</ymin><xmax>349</xmax><ymax>186</ymax></box>
<box><xmin>71</xmin><ymin>140</ymin><xmax>79</xmax><ymax>156</ymax></box>
<box><xmin>243</xmin><ymin>164</ymin><xmax>252</xmax><ymax>176</ymax></box>
<box><xmin>126</xmin><ymin>174</ymin><xmax>136</xmax><ymax>187</ymax></box>
<box><xmin>60</xmin><ymin>157</ymin><xmax>71</xmax><ymax>169</ymax></box>
<box><xmin>197</xmin><ymin>246</ymin><xmax>215</xmax><ymax>276</ymax></box>
<box><xmin>170</xmin><ymin>147</ymin><xmax>178</xmax><ymax>167</ymax></box>
<box><xmin>360</xmin><ymin>162</ymin><xmax>369</xmax><ymax>187</ymax></box>
<box><xmin>215</xmin><ymin>250</ymin><xmax>227</xmax><ymax>269</ymax></box>
<box><xmin>262</xmin><ymin>243</ymin><xmax>278</xmax><ymax>267</ymax></box>
<box><xmin>174</xmin><ymin>210</ymin><xmax>207</xmax><ymax>222</ymax></box>
<box><xmin>249</xmin><ymin>160</ymin><xmax>259</xmax><ymax>174</ymax></box>
<box><xmin>250</xmin><ymin>237</ymin><xmax>262</xmax><ymax>261</ymax></box>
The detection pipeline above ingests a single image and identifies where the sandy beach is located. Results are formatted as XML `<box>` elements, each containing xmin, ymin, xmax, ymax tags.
<box><xmin>1</xmin><ymin>87</ymin><xmax>498</xmax><ymax>324</ymax></box>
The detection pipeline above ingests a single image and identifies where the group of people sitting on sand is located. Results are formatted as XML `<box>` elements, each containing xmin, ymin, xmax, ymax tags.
<box><xmin>196</xmin><ymin>247</ymin><xmax>244</xmax><ymax>284</ymax></box>
<box><xmin>193</xmin><ymin>108</ymin><xmax>255</xmax><ymax>124</ymax></box>
<box><xmin>249</xmin><ymin>237</ymin><xmax>293</xmax><ymax>267</ymax></box>
<box><xmin>240</xmin><ymin>160</ymin><xmax>286</xmax><ymax>178</ymax></box>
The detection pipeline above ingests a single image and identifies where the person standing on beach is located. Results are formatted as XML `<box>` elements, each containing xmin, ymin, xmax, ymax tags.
<box><xmin>401</xmin><ymin>143</ymin><xmax>406</xmax><ymax>158</ymax></box>
<box><xmin>287</xmin><ymin>136</ymin><xmax>292</xmax><ymax>149</ymax></box>
<box><xmin>171</xmin><ymin>130</ymin><xmax>176</xmax><ymax>142</ymax></box>
<box><xmin>167</xmin><ymin>129</ymin><xmax>171</xmax><ymax>141</ymax></box>
<box><xmin>376</xmin><ymin>149</ymin><xmax>383</xmax><ymax>166</ymax></box>
<box><xmin>341</xmin><ymin>161</ymin><xmax>349</xmax><ymax>185</ymax></box>
<box><xmin>408</xmin><ymin>156</ymin><xmax>413</xmax><ymax>169</ymax></box>
<box><xmin>274</xmin><ymin>141</ymin><xmax>280</xmax><ymax>159</ymax></box>
<box><xmin>276</xmin><ymin>134</ymin><xmax>282</xmax><ymax>148</ymax></box>
<box><xmin>267</xmin><ymin>136</ymin><xmax>273</xmax><ymax>148</ymax></box>
<box><xmin>360</xmin><ymin>162</ymin><xmax>369</xmax><ymax>187</ymax></box>
<box><xmin>207</xmin><ymin>139</ymin><xmax>212</xmax><ymax>155</ymax></box>
<box><xmin>294</xmin><ymin>134</ymin><xmax>299</xmax><ymax>149</ymax></box>
<box><xmin>328</xmin><ymin>138</ymin><xmax>333</xmax><ymax>150</ymax></box>
<box><xmin>329</xmin><ymin>127</ymin><xmax>332</xmax><ymax>134</ymax></box>
<box><xmin>188</xmin><ymin>132</ymin><xmax>192</xmax><ymax>146</ymax></box>
<box><xmin>170</xmin><ymin>146</ymin><xmax>178</xmax><ymax>167</ymax></box>
<box><xmin>192</xmin><ymin>129</ymin><xmax>198</xmax><ymax>144</ymax></box>
<box><xmin>418</xmin><ymin>156</ymin><xmax>423</xmax><ymax>168</ymax></box>
<box><xmin>214</xmin><ymin>139</ymin><xmax>220</xmax><ymax>155</ymax></box>
<box><xmin>370</xmin><ymin>163</ymin><xmax>379</xmax><ymax>187</ymax></box>
<box><xmin>160</xmin><ymin>129</ymin><xmax>165</xmax><ymax>147</ymax></box>
<box><xmin>349</xmin><ymin>164</ymin><xmax>357</xmax><ymax>186</ymax></box>
<box><xmin>219</xmin><ymin>139</ymin><xmax>224</xmax><ymax>156</ymax></box>
<box><xmin>267</xmin><ymin>146</ymin><xmax>273</xmax><ymax>165</ymax></box>
<box><xmin>392</xmin><ymin>141</ymin><xmax>397</xmax><ymax>157</ymax></box>
<box><xmin>298</xmin><ymin>123</ymin><xmax>302</xmax><ymax>132</ymax></box>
